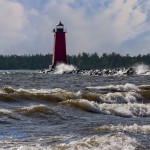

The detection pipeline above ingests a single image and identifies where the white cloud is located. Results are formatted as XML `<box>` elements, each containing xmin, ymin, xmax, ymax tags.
<box><xmin>101</xmin><ymin>0</ymin><xmax>147</xmax><ymax>43</ymax></box>
<box><xmin>0</xmin><ymin>0</ymin><xmax>27</xmax><ymax>53</ymax></box>
<box><xmin>0</xmin><ymin>0</ymin><xmax>26</xmax><ymax>31</ymax></box>
<box><xmin>43</xmin><ymin>0</ymin><xmax>150</xmax><ymax>55</ymax></box>
<box><xmin>0</xmin><ymin>0</ymin><xmax>150</xmax><ymax>55</ymax></box>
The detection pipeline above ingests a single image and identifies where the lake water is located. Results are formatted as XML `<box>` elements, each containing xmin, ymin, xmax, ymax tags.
<box><xmin>0</xmin><ymin>64</ymin><xmax>150</xmax><ymax>149</ymax></box>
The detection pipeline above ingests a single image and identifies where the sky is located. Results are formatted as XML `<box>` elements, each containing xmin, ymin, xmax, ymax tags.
<box><xmin>0</xmin><ymin>0</ymin><xmax>150</xmax><ymax>56</ymax></box>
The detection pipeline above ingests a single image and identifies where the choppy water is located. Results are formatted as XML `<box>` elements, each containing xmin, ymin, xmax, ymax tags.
<box><xmin>0</xmin><ymin>65</ymin><xmax>150</xmax><ymax>149</ymax></box>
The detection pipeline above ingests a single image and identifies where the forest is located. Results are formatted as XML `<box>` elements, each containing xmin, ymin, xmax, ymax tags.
<box><xmin>0</xmin><ymin>52</ymin><xmax>150</xmax><ymax>70</ymax></box>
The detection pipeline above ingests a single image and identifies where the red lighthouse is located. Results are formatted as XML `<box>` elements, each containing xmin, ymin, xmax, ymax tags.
<box><xmin>52</xmin><ymin>21</ymin><xmax>67</xmax><ymax>67</ymax></box>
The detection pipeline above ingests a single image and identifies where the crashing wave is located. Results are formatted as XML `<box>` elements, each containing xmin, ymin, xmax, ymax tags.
<box><xmin>63</xmin><ymin>99</ymin><xmax>150</xmax><ymax>117</ymax></box>
<box><xmin>54</xmin><ymin>63</ymin><xmax>77</xmax><ymax>74</ymax></box>
<box><xmin>134</xmin><ymin>64</ymin><xmax>150</xmax><ymax>75</ymax></box>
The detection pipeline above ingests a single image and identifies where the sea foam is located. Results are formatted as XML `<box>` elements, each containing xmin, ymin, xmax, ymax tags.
<box><xmin>54</xmin><ymin>63</ymin><xmax>77</xmax><ymax>74</ymax></box>
<box><xmin>52</xmin><ymin>133</ymin><xmax>138</xmax><ymax>150</ymax></box>
<box><xmin>134</xmin><ymin>64</ymin><xmax>150</xmax><ymax>75</ymax></box>
<box><xmin>96</xmin><ymin>124</ymin><xmax>150</xmax><ymax>134</ymax></box>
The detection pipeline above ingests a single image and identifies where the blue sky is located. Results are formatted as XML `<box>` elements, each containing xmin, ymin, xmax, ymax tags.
<box><xmin>0</xmin><ymin>0</ymin><xmax>150</xmax><ymax>56</ymax></box>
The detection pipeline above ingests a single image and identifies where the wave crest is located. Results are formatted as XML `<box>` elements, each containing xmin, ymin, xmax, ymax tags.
<box><xmin>15</xmin><ymin>105</ymin><xmax>56</xmax><ymax>116</ymax></box>
<box><xmin>86</xmin><ymin>83</ymin><xmax>139</xmax><ymax>92</ymax></box>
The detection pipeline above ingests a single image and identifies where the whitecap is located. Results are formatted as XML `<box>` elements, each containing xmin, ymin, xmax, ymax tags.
<box><xmin>86</xmin><ymin>83</ymin><xmax>139</xmax><ymax>92</ymax></box>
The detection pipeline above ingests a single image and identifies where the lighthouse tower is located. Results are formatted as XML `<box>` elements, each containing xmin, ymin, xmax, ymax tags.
<box><xmin>52</xmin><ymin>21</ymin><xmax>67</xmax><ymax>67</ymax></box>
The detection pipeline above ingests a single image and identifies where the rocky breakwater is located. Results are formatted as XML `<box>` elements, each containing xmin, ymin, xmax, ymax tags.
<box><xmin>40</xmin><ymin>67</ymin><xmax>135</xmax><ymax>76</ymax></box>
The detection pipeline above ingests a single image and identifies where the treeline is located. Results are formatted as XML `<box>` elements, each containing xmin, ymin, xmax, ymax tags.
<box><xmin>0</xmin><ymin>52</ymin><xmax>150</xmax><ymax>70</ymax></box>
<box><xmin>0</xmin><ymin>54</ymin><xmax>52</xmax><ymax>70</ymax></box>
<box><xmin>70</xmin><ymin>52</ymin><xmax>150</xmax><ymax>69</ymax></box>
